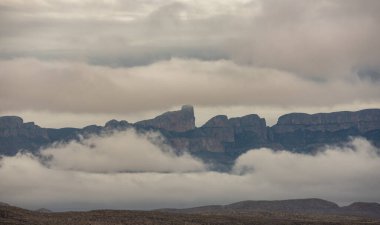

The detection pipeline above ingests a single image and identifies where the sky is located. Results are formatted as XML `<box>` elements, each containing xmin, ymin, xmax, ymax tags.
<box><xmin>0</xmin><ymin>0</ymin><xmax>380</xmax><ymax>211</ymax></box>
<box><xmin>0</xmin><ymin>0</ymin><xmax>380</xmax><ymax>127</ymax></box>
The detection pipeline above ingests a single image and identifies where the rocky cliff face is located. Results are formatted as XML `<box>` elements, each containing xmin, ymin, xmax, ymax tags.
<box><xmin>274</xmin><ymin>109</ymin><xmax>380</xmax><ymax>133</ymax></box>
<box><xmin>135</xmin><ymin>105</ymin><xmax>195</xmax><ymax>132</ymax></box>
<box><xmin>167</xmin><ymin>113</ymin><xmax>267</xmax><ymax>153</ymax></box>
<box><xmin>271</xmin><ymin>109</ymin><xmax>380</xmax><ymax>151</ymax></box>
<box><xmin>229</xmin><ymin>114</ymin><xmax>268</xmax><ymax>149</ymax></box>
<box><xmin>0</xmin><ymin>116</ymin><xmax>50</xmax><ymax>155</ymax></box>
<box><xmin>0</xmin><ymin>106</ymin><xmax>379</xmax><ymax>158</ymax></box>
<box><xmin>0</xmin><ymin>116</ymin><xmax>48</xmax><ymax>138</ymax></box>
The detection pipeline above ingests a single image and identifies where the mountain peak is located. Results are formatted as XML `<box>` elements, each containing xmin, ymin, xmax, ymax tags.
<box><xmin>135</xmin><ymin>106</ymin><xmax>195</xmax><ymax>132</ymax></box>
<box><xmin>181</xmin><ymin>104</ymin><xmax>194</xmax><ymax>112</ymax></box>
<box><xmin>0</xmin><ymin>116</ymin><xmax>23</xmax><ymax>128</ymax></box>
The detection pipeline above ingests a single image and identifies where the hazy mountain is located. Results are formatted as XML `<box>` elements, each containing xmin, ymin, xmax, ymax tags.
<box><xmin>160</xmin><ymin>198</ymin><xmax>380</xmax><ymax>219</ymax></box>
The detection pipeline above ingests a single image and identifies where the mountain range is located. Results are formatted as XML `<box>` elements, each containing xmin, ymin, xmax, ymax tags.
<box><xmin>159</xmin><ymin>198</ymin><xmax>380</xmax><ymax>219</ymax></box>
<box><xmin>1</xmin><ymin>105</ymin><xmax>379</xmax><ymax>167</ymax></box>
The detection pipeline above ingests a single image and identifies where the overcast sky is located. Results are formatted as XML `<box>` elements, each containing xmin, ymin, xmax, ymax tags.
<box><xmin>1</xmin><ymin>1</ymin><xmax>380</xmax><ymax>211</ymax></box>
<box><xmin>0</xmin><ymin>0</ymin><xmax>380</xmax><ymax>127</ymax></box>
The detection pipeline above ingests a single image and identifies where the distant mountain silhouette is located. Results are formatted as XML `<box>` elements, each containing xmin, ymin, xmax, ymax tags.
<box><xmin>35</xmin><ymin>208</ymin><xmax>52</xmax><ymax>213</ymax></box>
<box><xmin>159</xmin><ymin>198</ymin><xmax>380</xmax><ymax>219</ymax></box>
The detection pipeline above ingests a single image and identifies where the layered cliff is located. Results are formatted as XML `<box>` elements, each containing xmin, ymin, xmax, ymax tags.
<box><xmin>0</xmin><ymin>106</ymin><xmax>379</xmax><ymax>157</ymax></box>
<box><xmin>167</xmin><ymin>114</ymin><xmax>267</xmax><ymax>153</ymax></box>
<box><xmin>0</xmin><ymin>116</ymin><xmax>50</xmax><ymax>155</ymax></box>
<box><xmin>271</xmin><ymin>109</ymin><xmax>380</xmax><ymax>151</ymax></box>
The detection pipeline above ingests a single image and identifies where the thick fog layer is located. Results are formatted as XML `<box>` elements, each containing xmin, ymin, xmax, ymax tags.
<box><xmin>40</xmin><ymin>130</ymin><xmax>205</xmax><ymax>173</ymax></box>
<box><xmin>0</xmin><ymin>131</ymin><xmax>379</xmax><ymax>211</ymax></box>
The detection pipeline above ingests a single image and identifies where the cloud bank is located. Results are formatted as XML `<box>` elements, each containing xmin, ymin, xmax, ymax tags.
<box><xmin>40</xmin><ymin>130</ymin><xmax>205</xmax><ymax>173</ymax></box>
<box><xmin>0</xmin><ymin>133</ymin><xmax>379</xmax><ymax>211</ymax></box>
<box><xmin>1</xmin><ymin>0</ymin><xmax>379</xmax><ymax>76</ymax></box>
<box><xmin>1</xmin><ymin>58</ymin><xmax>379</xmax><ymax>114</ymax></box>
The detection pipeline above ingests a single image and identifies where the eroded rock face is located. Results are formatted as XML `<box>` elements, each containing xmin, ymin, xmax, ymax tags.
<box><xmin>0</xmin><ymin>116</ymin><xmax>48</xmax><ymax>139</ymax></box>
<box><xmin>202</xmin><ymin>115</ymin><xmax>229</xmax><ymax>128</ymax></box>
<box><xmin>274</xmin><ymin>109</ymin><xmax>380</xmax><ymax>133</ymax></box>
<box><xmin>0</xmin><ymin>116</ymin><xmax>23</xmax><ymax>128</ymax></box>
<box><xmin>201</xmin><ymin>115</ymin><xmax>235</xmax><ymax>143</ymax></box>
<box><xmin>168</xmin><ymin>113</ymin><xmax>267</xmax><ymax>153</ymax></box>
<box><xmin>135</xmin><ymin>105</ymin><xmax>195</xmax><ymax>132</ymax></box>
<box><xmin>271</xmin><ymin>109</ymin><xmax>380</xmax><ymax>151</ymax></box>
<box><xmin>0</xmin><ymin>107</ymin><xmax>379</xmax><ymax>157</ymax></box>
<box><xmin>229</xmin><ymin>114</ymin><xmax>268</xmax><ymax>148</ymax></box>
<box><xmin>104</xmin><ymin>120</ymin><xmax>130</xmax><ymax>131</ymax></box>
<box><xmin>0</xmin><ymin>116</ymin><xmax>50</xmax><ymax>155</ymax></box>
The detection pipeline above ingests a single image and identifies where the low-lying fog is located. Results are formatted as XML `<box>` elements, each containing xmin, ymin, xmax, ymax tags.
<box><xmin>0</xmin><ymin>129</ymin><xmax>379</xmax><ymax>211</ymax></box>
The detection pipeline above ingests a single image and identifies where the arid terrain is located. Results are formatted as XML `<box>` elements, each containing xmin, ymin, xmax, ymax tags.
<box><xmin>1</xmin><ymin>200</ymin><xmax>380</xmax><ymax>225</ymax></box>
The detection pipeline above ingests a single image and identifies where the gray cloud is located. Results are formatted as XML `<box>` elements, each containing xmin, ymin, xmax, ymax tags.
<box><xmin>230</xmin><ymin>0</ymin><xmax>380</xmax><ymax>77</ymax></box>
<box><xmin>0</xmin><ymin>137</ymin><xmax>379</xmax><ymax>211</ymax></box>
<box><xmin>1</xmin><ymin>0</ymin><xmax>379</xmax><ymax>123</ymax></box>
<box><xmin>0</xmin><ymin>58</ymin><xmax>379</xmax><ymax>116</ymax></box>
<box><xmin>0</xmin><ymin>0</ymin><xmax>379</xmax><ymax>77</ymax></box>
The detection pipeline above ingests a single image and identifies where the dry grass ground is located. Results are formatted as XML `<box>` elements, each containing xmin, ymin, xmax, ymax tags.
<box><xmin>1</xmin><ymin>204</ymin><xmax>380</xmax><ymax>225</ymax></box>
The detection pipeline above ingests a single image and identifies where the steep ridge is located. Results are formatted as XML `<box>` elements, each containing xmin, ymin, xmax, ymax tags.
<box><xmin>0</xmin><ymin>106</ymin><xmax>380</xmax><ymax>158</ymax></box>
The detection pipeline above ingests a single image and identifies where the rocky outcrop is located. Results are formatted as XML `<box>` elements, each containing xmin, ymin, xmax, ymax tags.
<box><xmin>193</xmin><ymin>115</ymin><xmax>235</xmax><ymax>152</ymax></box>
<box><xmin>104</xmin><ymin>120</ymin><xmax>130</xmax><ymax>131</ymax></box>
<box><xmin>0</xmin><ymin>116</ymin><xmax>23</xmax><ymax>129</ymax></box>
<box><xmin>0</xmin><ymin>116</ymin><xmax>50</xmax><ymax>155</ymax></box>
<box><xmin>168</xmin><ymin>113</ymin><xmax>267</xmax><ymax>153</ymax></box>
<box><xmin>0</xmin><ymin>116</ymin><xmax>48</xmax><ymax>139</ymax></box>
<box><xmin>229</xmin><ymin>114</ymin><xmax>268</xmax><ymax>148</ymax></box>
<box><xmin>271</xmin><ymin>109</ymin><xmax>380</xmax><ymax>151</ymax></box>
<box><xmin>0</xmin><ymin>106</ymin><xmax>379</xmax><ymax>158</ymax></box>
<box><xmin>81</xmin><ymin>125</ymin><xmax>103</xmax><ymax>135</ymax></box>
<box><xmin>273</xmin><ymin>109</ymin><xmax>380</xmax><ymax>133</ymax></box>
<box><xmin>135</xmin><ymin>105</ymin><xmax>195</xmax><ymax>132</ymax></box>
